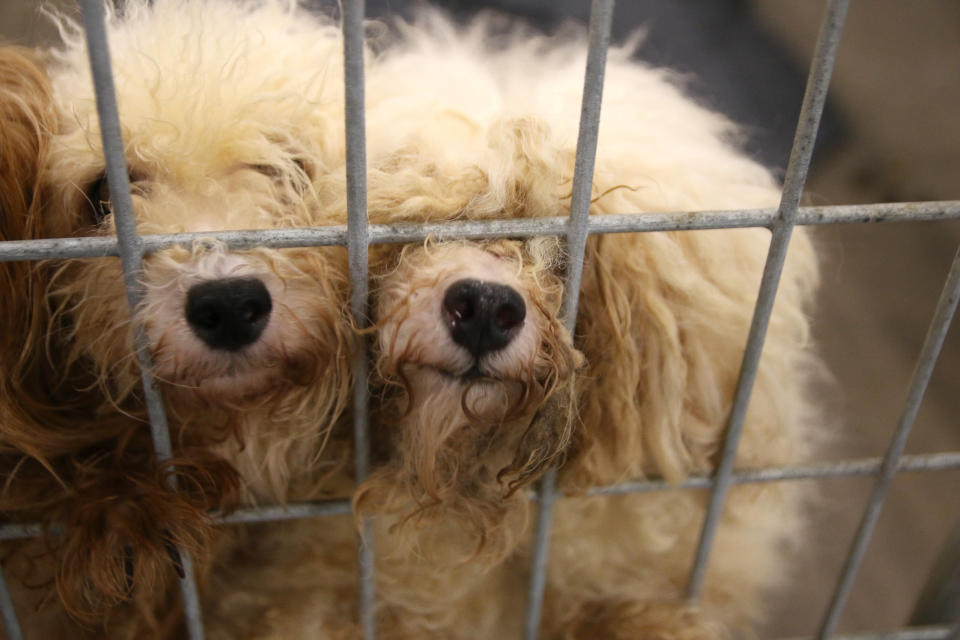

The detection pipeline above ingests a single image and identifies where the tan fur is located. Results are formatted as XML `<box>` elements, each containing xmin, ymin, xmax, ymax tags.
<box><xmin>356</xmin><ymin>239</ymin><xmax>581</xmax><ymax>558</ymax></box>
<box><xmin>0</xmin><ymin>3</ymin><xmax>355</xmax><ymax>637</ymax></box>
<box><xmin>2</xmin><ymin>3</ymin><xmax>822</xmax><ymax>638</ymax></box>
<box><xmin>345</xmin><ymin>12</ymin><xmax>821</xmax><ymax>640</ymax></box>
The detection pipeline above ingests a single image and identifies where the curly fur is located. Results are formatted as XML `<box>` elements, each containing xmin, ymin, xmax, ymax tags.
<box><xmin>344</xmin><ymin>12</ymin><xmax>821</xmax><ymax>640</ymax></box>
<box><xmin>355</xmin><ymin>238</ymin><xmax>582</xmax><ymax>559</ymax></box>
<box><xmin>0</xmin><ymin>2</ymin><xmax>355</xmax><ymax>636</ymax></box>
<box><xmin>2</xmin><ymin>2</ymin><xmax>823</xmax><ymax>638</ymax></box>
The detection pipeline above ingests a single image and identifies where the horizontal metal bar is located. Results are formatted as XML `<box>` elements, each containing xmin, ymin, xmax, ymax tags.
<box><xmin>579</xmin><ymin>451</ymin><xmax>960</xmax><ymax>497</ymax></box>
<box><xmin>4</xmin><ymin>452</ymin><xmax>958</xmax><ymax>540</ymax></box>
<box><xmin>786</xmin><ymin>625</ymin><xmax>954</xmax><ymax>640</ymax></box>
<box><xmin>214</xmin><ymin>499</ymin><xmax>352</xmax><ymax>525</ymax></box>
<box><xmin>2</xmin><ymin>201</ymin><xmax>959</xmax><ymax>264</ymax></box>
<box><xmin>0</xmin><ymin>523</ymin><xmax>44</xmax><ymax>542</ymax></box>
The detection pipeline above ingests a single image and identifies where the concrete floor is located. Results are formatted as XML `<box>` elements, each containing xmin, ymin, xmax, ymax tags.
<box><xmin>2</xmin><ymin>1</ymin><xmax>959</xmax><ymax>637</ymax></box>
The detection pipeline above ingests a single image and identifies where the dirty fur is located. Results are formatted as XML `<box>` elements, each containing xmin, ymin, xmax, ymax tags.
<box><xmin>346</xmin><ymin>10</ymin><xmax>822</xmax><ymax>640</ymax></box>
<box><xmin>0</xmin><ymin>2</ymin><xmax>355</xmax><ymax>636</ymax></box>
<box><xmin>1</xmin><ymin>2</ymin><xmax>822</xmax><ymax>638</ymax></box>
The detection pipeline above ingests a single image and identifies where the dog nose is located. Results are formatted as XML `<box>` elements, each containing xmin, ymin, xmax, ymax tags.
<box><xmin>185</xmin><ymin>277</ymin><xmax>272</xmax><ymax>352</ymax></box>
<box><xmin>443</xmin><ymin>279</ymin><xmax>526</xmax><ymax>358</ymax></box>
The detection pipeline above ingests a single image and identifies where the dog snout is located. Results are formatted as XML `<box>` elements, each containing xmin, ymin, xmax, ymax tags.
<box><xmin>443</xmin><ymin>279</ymin><xmax>526</xmax><ymax>358</ymax></box>
<box><xmin>185</xmin><ymin>277</ymin><xmax>272</xmax><ymax>352</ymax></box>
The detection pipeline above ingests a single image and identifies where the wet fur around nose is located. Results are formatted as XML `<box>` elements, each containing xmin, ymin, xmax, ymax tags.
<box><xmin>355</xmin><ymin>239</ymin><xmax>582</xmax><ymax>565</ymax></box>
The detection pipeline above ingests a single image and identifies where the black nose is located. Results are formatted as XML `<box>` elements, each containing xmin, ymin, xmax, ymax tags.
<box><xmin>185</xmin><ymin>277</ymin><xmax>272</xmax><ymax>352</ymax></box>
<box><xmin>443</xmin><ymin>279</ymin><xmax>526</xmax><ymax>358</ymax></box>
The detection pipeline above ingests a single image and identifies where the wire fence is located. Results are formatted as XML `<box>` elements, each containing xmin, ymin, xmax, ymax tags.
<box><xmin>1</xmin><ymin>0</ymin><xmax>959</xmax><ymax>639</ymax></box>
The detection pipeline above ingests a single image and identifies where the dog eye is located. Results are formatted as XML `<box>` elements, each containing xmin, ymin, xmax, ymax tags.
<box><xmin>85</xmin><ymin>173</ymin><xmax>112</xmax><ymax>224</ymax></box>
<box><xmin>293</xmin><ymin>157</ymin><xmax>313</xmax><ymax>180</ymax></box>
<box><xmin>85</xmin><ymin>172</ymin><xmax>144</xmax><ymax>225</ymax></box>
<box><xmin>250</xmin><ymin>158</ymin><xmax>313</xmax><ymax>184</ymax></box>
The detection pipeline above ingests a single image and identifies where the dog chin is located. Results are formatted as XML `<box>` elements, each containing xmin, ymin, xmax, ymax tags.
<box><xmin>188</xmin><ymin>369</ymin><xmax>287</xmax><ymax>402</ymax></box>
<box><xmin>156</xmin><ymin>352</ymin><xmax>317</xmax><ymax>405</ymax></box>
<box><xmin>405</xmin><ymin>364</ymin><xmax>527</xmax><ymax>414</ymax></box>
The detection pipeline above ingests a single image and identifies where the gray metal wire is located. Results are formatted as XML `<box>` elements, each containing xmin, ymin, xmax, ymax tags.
<box><xmin>817</xmin><ymin>245</ymin><xmax>960</xmax><ymax>639</ymax></box>
<box><xmin>787</xmin><ymin>626</ymin><xmax>956</xmax><ymax>640</ymax></box>
<box><xmin>4</xmin><ymin>201</ymin><xmax>959</xmax><ymax>264</ymax></box>
<box><xmin>215</xmin><ymin>499</ymin><xmax>353</xmax><ymax>525</ymax></box>
<box><xmin>77</xmin><ymin>1</ymin><xmax>205</xmax><ymax>637</ymax></box>
<box><xmin>341</xmin><ymin>1</ymin><xmax>376</xmax><ymax>637</ymax></box>
<box><xmin>578</xmin><ymin>451</ymin><xmax>960</xmax><ymax>497</ymax></box>
<box><xmin>2</xmin><ymin>450</ymin><xmax>959</xmax><ymax>542</ymax></box>
<box><xmin>524</xmin><ymin>1</ymin><xmax>614</xmax><ymax>638</ymax></box>
<box><xmin>0</xmin><ymin>568</ymin><xmax>24</xmax><ymax>640</ymax></box>
<box><xmin>686</xmin><ymin>0</ymin><xmax>850</xmax><ymax>600</ymax></box>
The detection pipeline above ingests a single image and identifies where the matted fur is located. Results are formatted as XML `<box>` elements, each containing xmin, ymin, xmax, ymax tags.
<box><xmin>344</xmin><ymin>11</ymin><xmax>821</xmax><ymax>640</ymax></box>
<box><xmin>356</xmin><ymin>238</ymin><xmax>582</xmax><ymax>558</ymax></box>
<box><xmin>0</xmin><ymin>2</ymin><xmax>356</xmax><ymax>637</ymax></box>
<box><xmin>1</xmin><ymin>2</ymin><xmax>823</xmax><ymax>638</ymax></box>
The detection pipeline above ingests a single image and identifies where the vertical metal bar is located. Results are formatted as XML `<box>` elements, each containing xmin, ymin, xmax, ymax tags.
<box><xmin>524</xmin><ymin>2</ymin><xmax>614</xmax><ymax>638</ymax></box>
<box><xmin>817</xmin><ymin>246</ymin><xmax>960</xmax><ymax>639</ymax></box>
<box><xmin>0</xmin><ymin>567</ymin><xmax>24</xmax><ymax>640</ymax></box>
<box><xmin>78</xmin><ymin>2</ymin><xmax>205</xmax><ymax>638</ymax></box>
<box><xmin>342</xmin><ymin>1</ymin><xmax>375</xmax><ymax>638</ymax></box>
<box><xmin>559</xmin><ymin>0</ymin><xmax>615</xmax><ymax>329</ymax></box>
<box><xmin>686</xmin><ymin>0</ymin><xmax>850</xmax><ymax>599</ymax></box>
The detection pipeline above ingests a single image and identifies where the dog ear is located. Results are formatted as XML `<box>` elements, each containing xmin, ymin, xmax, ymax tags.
<box><xmin>0</xmin><ymin>45</ymin><xmax>72</xmax><ymax>475</ymax></box>
<box><xmin>0</xmin><ymin>47</ymin><xmax>241</xmax><ymax>624</ymax></box>
<box><xmin>570</xmin><ymin>232</ymin><xmax>706</xmax><ymax>485</ymax></box>
<box><xmin>0</xmin><ymin>45</ymin><xmax>55</xmax><ymax>380</ymax></box>
<box><xmin>568</xmin><ymin>219</ymin><xmax>818</xmax><ymax>488</ymax></box>
<box><xmin>0</xmin><ymin>46</ymin><xmax>52</xmax><ymax>236</ymax></box>
<box><xmin>49</xmin><ymin>453</ymin><xmax>241</xmax><ymax>624</ymax></box>
<box><xmin>498</xmin><ymin>378</ymin><xmax>577</xmax><ymax>494</ymax></box>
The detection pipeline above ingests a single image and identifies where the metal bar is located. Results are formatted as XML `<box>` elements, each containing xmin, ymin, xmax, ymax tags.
<box><xmin>214</xmin><ymin>499</ymin><xmax>352</xmax><ymax>525</ymax></box>
<box><xmin>342</xmin><ymin>1</ymin><xmax>375</xmax><ymax>638</ymax></box>
<box><xmin>580</xmin><ymin>451</ymin><xmax>960</xmax><ymax>497</ymax></box>
<box><xmin>786</xmin><ymin>626</ymin><xmax>955</xmax><ymax>640</ymax></box>
<box><xmin>4</xmin><ymin>450</ymin><xmax>960</xmax><ymax>540</ymax></box>
<box><xmin>910</xmin><ymin>514</ymin><xmax>960</xmax><ymax>628</ymax></box>
<box><xmin>525</xmin><ymin>2</ymin><xmax>614</xmax><ymax>638</ymax></box>
<box><xmin>0</xmin><ymin>567</ymin><xmax>24</xmax><ymax>640</ymax></box>
<box><xmin>5</xmin><ymin>200</ymin><xmax>960</xmax><ymax>264</ymax></box>
<box><xmin>77</xmin><ymin>1</ymin><xmax>205</xmax><ymax>637</ymax></box>
<box><xmin>0</xmin><ymin>524</ymin><xmax>44</xmax><ymax>542</ymax></box>
<box><xmin>687</xmin><ymin>0</ymin><xmax>850</xmax><ymax>600</ymax></box>
<box><xmin>817</xmin><ymin>246</ymin><xmax>960</xmax><ymax>639</ymax></box>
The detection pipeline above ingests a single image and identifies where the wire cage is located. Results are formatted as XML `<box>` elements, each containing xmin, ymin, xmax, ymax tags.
<box><xmin>1</xmin><ymin>0</ymin><xmax>960</xmax><ymax>639</ymax></box>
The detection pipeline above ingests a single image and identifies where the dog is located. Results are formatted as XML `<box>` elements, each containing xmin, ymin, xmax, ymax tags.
<box><xmin>0</xmin><ymin>1</ymin><xmax>357</xmax><ymax>636</ymax></box>
<box><xmin>1</xmin><ymin>2</ymin><xmax>821</xmax><ymax>638</ymax></box>
<box><xmin>348</xmin><ymin>11</ymin><xmax>822</xmax><ymax>640</ymax></box>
